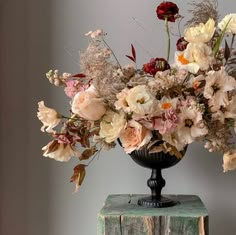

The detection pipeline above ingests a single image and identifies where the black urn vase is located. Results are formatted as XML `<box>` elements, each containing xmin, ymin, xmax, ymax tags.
<box><xmin>129</xmin><ymin>145</ymin><xmax>187</xmax><ymax>208</ymax></box>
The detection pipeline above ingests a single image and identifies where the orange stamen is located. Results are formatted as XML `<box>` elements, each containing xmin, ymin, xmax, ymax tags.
<box><xmin>193</xmin><ymin>81</ymin><xmax>200</xmax><ymax>90</ymax></box>
<box><xmin>162</xmin><ymin>102</ymin><xmax>172</xmax><ymax>110</ymax></box>
<box><xmin>178</xmin><ymin>53</ymin><xmax>189</xmax><ymax>65</ymax></box>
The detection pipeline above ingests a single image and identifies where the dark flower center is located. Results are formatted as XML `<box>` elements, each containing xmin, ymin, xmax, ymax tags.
<box><xmin>185</xmin><ymin>119</ymin><xmax>194</xmax><ymax>128</ymax></box>
<box><xmin>212</xmin><ymin>84</ymin><xmax>220</xmax><ymax>94</ymax></box>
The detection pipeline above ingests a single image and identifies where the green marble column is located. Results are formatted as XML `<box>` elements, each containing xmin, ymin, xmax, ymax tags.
<box><xmin>97</xmin><ymin>194</ymin><xmax>208</xmax><ymax>235</ymax></box>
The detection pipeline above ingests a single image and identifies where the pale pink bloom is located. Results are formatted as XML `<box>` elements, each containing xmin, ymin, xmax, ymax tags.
<box><xmin>223</xmin><ymin>150</ymin><xmax>236</xmax><ymax>172</ymax></box>
<box><xmin>119</xmin><ymin>120</ymin><xmax>152</xmax><ymax>154</ymax></box>
<box><xmin>37</xmin><ymin>101</ymin><xmax>61</xmax><ymax>133</ymax></box>
<box><xmin>204</xmin><ymin>67</ymin><xmax>236</xmax><ymax>110</ymax></box>
<box><xmin>115</xmin><ymin>88</ymin><xmax>131</xmax><ymax>113</ymax></box>
<box><xmin>42</xmin><ymin>140</ymin><xmax>80</xmax><ymax>162</ymax></box>
<box><xmin>99</xmin><ymin>110</ymin><xmax>127</xmax><ymax>143</ymax></box>
<box><xmin>126</xmin><ymin>85</ymin><xmax>157</xmax><ymax>115</ymax></box>
<box><xmin>71</xmin><ymin>90</ymin><xmax>106</xmax><ymax>121</ymax></box>
<box><xmin>153</xmin><ymin>109</ymin><xmax>179</xmax><ymax>135</ymax></box>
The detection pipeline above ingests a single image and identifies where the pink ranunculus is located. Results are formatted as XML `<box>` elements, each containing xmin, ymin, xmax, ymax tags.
<box><xmin>119</xmin><ymin>120</ymin><xmax>152</xmax><ymax>154</ymax></box>
<box><xmin>71</xmin><ymin>90</ymin><xmax>106</xmax><ymax>121</ymax></box>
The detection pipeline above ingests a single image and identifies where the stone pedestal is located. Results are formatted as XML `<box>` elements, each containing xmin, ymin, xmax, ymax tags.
<box><xmin>97</xmin><ymin>194</ymin><xmax>208</xmax><ymax>235</ymax></box>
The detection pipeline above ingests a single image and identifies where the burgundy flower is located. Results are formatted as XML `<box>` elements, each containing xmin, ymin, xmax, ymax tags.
<box><xmin>143</xmin><ymin>58</ymin><xmax>170</xmax><ymax>76</ymax></box>
<box><xmin>156</xmin><ymin>1</ymin><xmax>179</xmax><ymax>22</ymax></box>
<box><xmin>176</xmin><ymin>37</ymin><xmax>189</xmax><ymax>51</ymax></box>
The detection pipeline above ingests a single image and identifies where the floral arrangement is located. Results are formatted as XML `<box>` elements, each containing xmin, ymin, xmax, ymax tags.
<box><xmin>38</xmin><ymin>0</ymin><xmax>236</xmax><ymax>192</ymax></box>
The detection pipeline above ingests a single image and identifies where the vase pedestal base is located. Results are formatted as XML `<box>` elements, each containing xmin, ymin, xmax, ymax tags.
<box><xmin>138</xmin><ymin>195</ymin><xmax>177</xmax><ymax>208</ymax></box>
<box><xmin>97</xmin><ymin>194</ymin><xmax>209</xmax><ymax>235</ymax></box>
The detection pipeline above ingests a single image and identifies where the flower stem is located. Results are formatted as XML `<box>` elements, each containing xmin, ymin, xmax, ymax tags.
<box><xmin>230</xmin><ymin>34</ymin><xmax>235</xmax><ymax>52</ymax></box>
<box><xmin>165</xmin><ymin>17</ymin><xmax>170</xmax><ymax>62</ymax></box>
<box><xmin>102</xmin><ymin>37</ymin><xmax>122</xmax><ymax>69</ymax></box>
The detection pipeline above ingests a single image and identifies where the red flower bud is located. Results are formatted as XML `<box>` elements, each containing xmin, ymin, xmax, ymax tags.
<box><xmin>143</xmin><ymin>58</ymin><xmax>170</xmax><ymax>76</ymax></box>
<box><xmin>156</xmin><ymin>1</ymin><xmax>179</xmax><ymax>23</ymax></box>
<box><xmin>176</xmin><ymin>37</ymin><xmax>188</xmax><ymax>51</ymax></box>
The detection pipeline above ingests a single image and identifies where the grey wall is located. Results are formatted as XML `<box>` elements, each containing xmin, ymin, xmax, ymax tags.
<box><xmin>0</xmin><ymin>0</ymin><xmax>236</xmax><ymax>235</ymax></box>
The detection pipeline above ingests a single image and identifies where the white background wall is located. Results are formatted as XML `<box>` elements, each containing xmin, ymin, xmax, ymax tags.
<box><xmin>1</xmin><ymin>0</ymin><xmax>236</xmax><ymax>235</ymax></box>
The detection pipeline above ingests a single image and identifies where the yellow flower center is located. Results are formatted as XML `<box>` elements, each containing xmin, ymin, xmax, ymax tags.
<box><xmin>137</xmin><ymin>97</ymin><xmax>145</xmax><ymax>104</ymax></box>
<box><xmin>161</xmin><ymin>102</ymin><xmax>172</xmax><ymax>110</ymax></box>
<box><xmin>178</xmin><ymin>53</ymin><xmax>189</xmax><ymax>65</ymax></box>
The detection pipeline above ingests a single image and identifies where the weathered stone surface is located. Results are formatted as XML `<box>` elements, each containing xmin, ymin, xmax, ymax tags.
<box><xmin>97</xmin><ymin>195</ymin><xmax>208</xmax><ymax>235</ymax></box>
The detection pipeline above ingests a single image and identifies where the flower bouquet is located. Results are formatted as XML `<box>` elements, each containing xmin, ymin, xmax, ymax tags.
<box><xmin>38</xmin><ymin>0</ymin><xmax>236</xmax><ymax>194</ymax></box>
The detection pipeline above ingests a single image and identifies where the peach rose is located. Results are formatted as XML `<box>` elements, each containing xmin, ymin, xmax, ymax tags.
<box><xmin>119</xmin><ymin>120</ymin><xmax>152</xmax><ymax>154</ymax></box>
<box><xmin>223</xmin><ymin>150</ymin><xmax>236</xmax><ymax>172</ymax></box>
<box><xmin>71</xmin><ymin>90</ymin><xmax>106</xmax><ymax>121</ymax></box>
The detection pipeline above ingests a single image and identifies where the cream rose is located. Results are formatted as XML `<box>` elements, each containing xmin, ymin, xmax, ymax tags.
<box><xmin>126</xmin><ymin>85</ymin><xmax>157</xmax><ymax>115</ymax></box>
<box><xmin>223</xmin><ymin>150</ymin><xmax>236</xmax><ymax>172</ymax></box>
<box><xmin>71</xmin><ymin>90</ymin><xmax>106</xmax><ymax>121</ymax></box>
<box><xmin>42</xmin><ymin>140</ymin><xmax>80</xmax><ymax>162</ymax></box>
<box><xmin>119</xmin><ymin>120</ymin><xmax>152</xmax><ymax>153</ymax></box>
<box><xmin>184</xmin><ymin>18</ymin><xmax>215</xmax><ymax>43</ymax></box>
<box><xmin>37</xmin><ymin>101</ymin><xmax>61</xmax><ymax>133</ymax></box>
<box><xmin>99</xmin><ymin>110</ymin><xmax>127</xmax><ymax>143</ymax></box>
<box><xmin>218</xmin><ymin>14</ymin><xmax>236</xmax><ymax>34</ymax></box>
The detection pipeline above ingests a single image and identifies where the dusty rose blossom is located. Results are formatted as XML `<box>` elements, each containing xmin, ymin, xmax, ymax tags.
<box><xmin>64</xmin><ymin>80</ymin><xmax>90</xmax><ymax>98</ymax></box>
<box><xmin>37</xmin><ymin>101</ymin><xmax>61</xmax><ymax>133</ymax></box>
<box><xmin>153</xmin><ymin>109</ymin><xmax>179</xmax><ymax>134</ymax></box>
<box><xmin>223</xmin><ymin>150</ymin><xmax>236</xmax><ymax>172</ymax></box>
<box><xmin>42</xmin><ymin>140</ymin><xmax>80</xmax><ymax>162</ymax></box>
<box><xmin>71</xmin><ymin>90</ymin><xmax>106</xmax><ymax>121</ymax></box>
<box><xmin>119</xmin><ymin>120</ymin><xmax>152</xmax><ymax>154</ymax></box>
